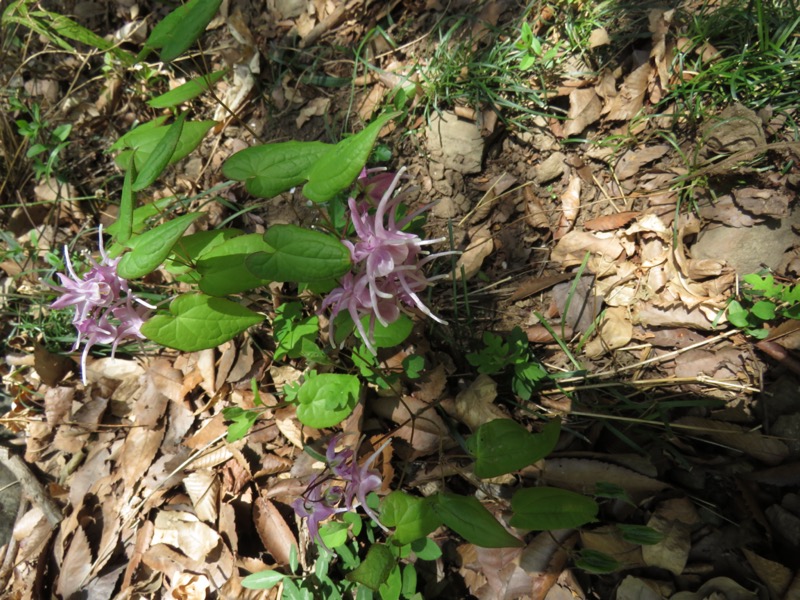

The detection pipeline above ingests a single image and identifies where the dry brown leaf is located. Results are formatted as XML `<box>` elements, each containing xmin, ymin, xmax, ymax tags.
<box><xmin>524</xmin><ymin>186</ymin><xmax>551</xmax><ymax>229</ymax></box>
<box><xmin>56</xmin><ymin>526</ymin><xmax>92</xmax><ymax>598</ymax></box>
<box><xmin>526</xmin><ymin>324</ymin><xmax>574</xmax><ymax>343</ymax></box>
<box><xmin>584</xmin><ymin>211</ymin><xmax>640</xmax><ymax>231</ymax></box>
<box><xmin>589</xmin><ymin>27</ymin><xmax>610</xmax><ymax>48</ymax></box>
<box><xmin>554</xmin><ymin>177</ymin><xmax>581</xmax><ymax>240</ymax></box>
<box><xmin>509</xmin><ymin>273</ymin><xmax>572</xmax><ymax>302</ymax></box>
<box><xmin>564</xmin><ymin>88</ymin><xmax>602</xmax><ymax>137</ymax></box>
<box><xmin>675</xmin><ymin>417</ymin><xmax>789</xmax><ymax>466</ymax></box>
<box><xmin>519</xmin><ymin>529</ymin><xmax>577</xmax><ymax>600</ymax></box>
<box><xmin>641</xmin><ymin>514</ymin><xmax>690</xmax><ymax>575</ymax></box>
<box><xmin>616</xmin><ymin>576</ymin><xmax>664</xmax><ymax>600</ymax></box>
<box><xmin>670</xmin><ymin>576</ymin><xmax>758</xmax><ymax>600</ymax></box>
<box><xmin>603</xmin><ymin>62</ymin><xmax>652</xmax><ymax>121</ymax></box>
<box><xmin>733</xmin><ymin>187</ymin><xmax>791</xmax><ymax>218</ymax></box>
<box><xmin>184</xmin><ymin>470</ymin><xmax>219</xmax><ymax>524</ymax></box>
<box><xmin>296</xmin><ymin>97</ymin><xmax>331</xmax><ymax>129</ymax></box>
<box><xmin>458</xmin><ymin>544</ymin><xmax>532</xmax><ymax>600</ymax></box>
<box><xmin>634</xmin><ymin>303</ymin><xmax>718</xmax><ymax>330</ymax></box>
<box><xmin>370</xmin><ymin>395</ymin><xmax>450</xmax><ymax>459</ymax></box>
<box><xmin>151</xmin><ymin>511</ymin><xmax>221</xmax><ymax>563</ymax></box>
<box><xmin>551</xmin><ymin>230</ymin><xmax>626</xmax><ymax>270</ymax></box>
<box><xmin>452</xmin><ymin>374</ymin><xmax>508</xmax><ymax>431</ymax></box>
<box><xmin>584</xmin><ymin>306</ymin><xmax>633</xmax><ymax>358</ymax></box>
<box><xmin>746</xmin><ymin>462</ymin><xmax>800</xmax><ymax>487</ymax></box>
<box><xmin>580</xmin><ymin>526</ymin><xmax>646</xmax><ymax>570</ymax></box>
<box><xmin>254</xmin><ymin>496</ymin><xmax>298</xmax><ymax>566</ymax></box>
<box><xmin>741</xmin><ymin>548</ymin><xmax>791</xmax><ymax>598</ymax></box>
<box><xmin>453</xmin><ymin>229</ymin><xmax>494</xmax><ymax>280</ymax></box>
<box><xmin>542</xmin><ymin>458</ymin><xmax>670</xmax><ymax>503</ymax></box>
<box><xmin>614</xmin><ymin>145</ymin><xmax>669</xmax><ymax>180</ymax></box>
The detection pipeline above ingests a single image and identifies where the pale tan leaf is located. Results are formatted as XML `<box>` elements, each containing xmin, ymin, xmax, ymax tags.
<box><xmin>542</xmin><ymin>458</ymin><xmax>670</xmax><ymax>502</ymax></box>
<box><xmin>296</xmin><ymin>97</ymin><xmax>331</xmax><ymax>129</ymax></box>
<box><xmin>670</xmin><ymin>576</ymin><xmax>758</xmax><ymax>599</ymax></box>
<box><xmin>43</xmin><ymin>386</ymin><xmax>74</xmax><ymax>425</ymax></box>
<box><xmin>525</xmin><ymin>324</ymin><xmax>574</xmax><ymax>343</ymax></box>
<box><xmin>584</xmin><ymin>306</ymin><xmax>633</xmax><ymax>358</ymax></box>
<box><xmin>184</xmin><ymin>469</ymin><xmax>220</xmax><ymax>523</ymax></box>
<box><xmin>741</xmin><ymin>548</ymin><xmax>791</xmax><ymax>598</ymax></box>
<box><xmin>614</xmin><ymin>145</ymin><xmax>670</xmax><ymax>180</ymax></box>
<box><xmin>603</xmin><ymin>63</ymin><xmax>652</xmax><ymax>121</ymax></box>
<box><xmin>580</xmin><ymin>526</ymin><xmax>646</xmax><ymax>571</ymax></box>
<box><xmin>589</xmin><ymin>27</ymin><xmax>610</xmax><ymax>48</ymax></box>
<box><xmin>151</xmin><ymin>511</ymin><xmax>221</xmax><ymax>563</ymax></box>
<box><xmin>453</xmin><ymin>229</ymin><xmax>494</xmax><ymax>281</ymax></box>
<box><xmin>583</xmin><ymin>211</ymin><xmax>640</xmax><ymax>231</ymax></box>
<box><xmin>519</xmin><ymin>529</ymin><xmax>577</xmax><ymax>600</ymax></box>
<box><xmin>551</xmin><ymin>230</ymin><xmax>625</xmax><ymax>268</ymax></box>
<box><xmin>616</xmin><ymin>576</ymin><xmax>663</xmax><ymax>600</ymax></box>
<box><xmin>564</xmin><ymin>88</ymin><xmax>602</xmax><ymax>137</ymax></box>
<box><xmin>641</xmin><ymin>514</ymin><xmax>690</xmax><ymax>575</ymax></box>
<box><xmin>166</xmin><ymin>572</ymin><xmax>211</xmax><ymax>600</ymax></box>
<box><xmin>253</xmin><ymin>496</ymin><xmax>297</xmax><ymax>566</ymax></box>
<box><xmin>675</xmin><ymin>417</ymin><xmax>789</xmax><ymax>466</ymax></box>
<box><xmin>554</xmin><ymin>177</ymin><xmax>581</xmax><ymax>240</ymax></box>
<box><xmin>452</xmin><ymin>374</ymin><xmax>508</xmax><ymax>431</ymax></box>
<box><xmin>56</xmin><ymin>527</ymin><xmax>92</xmax><ymax>598</ymax></box>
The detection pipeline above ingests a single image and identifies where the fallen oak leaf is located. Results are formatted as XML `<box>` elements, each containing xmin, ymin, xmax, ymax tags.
<box><xmin>584</xmin><ymin>211</ymin><xmax>640</xmax><ymax>231</ymax></box>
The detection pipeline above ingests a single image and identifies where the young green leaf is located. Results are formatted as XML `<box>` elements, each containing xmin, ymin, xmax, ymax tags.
<box><xmin>358</xmin><ymin>313</ymin><xmax>413</xmax><ymax>349</ymax></box>
<box><xmin>245</xmin><ymin>225</ymin><xmax>351</xmax><ymax>283</ymax></box>
<box><xmin>144</xmin><ymin>0</ymin><xmax>222</xmax><ymax>62</ymax></box>
<box><xmin>410</xmin><ymin>537</ymin><xmax>442</xmax><ymax>561</ymax></box>
<box><xmin>241</xmin><ymin>570</ymin><xmax>286</xmax><ymax>590</ymax></box>
<box><xmin>196</xmin><ymin>233</ymin><xmax>274</xmax><ymax>295</ymax></box>
<box><xmin>115</xmin><ymin>164</ymin><xmax>135</xmax><ymax>244</ymax></box>
<box><xmin>114</xmin><ymin>120</ymin><xmax>216</xmax><ymax>172</ymax></box>
<box><xmin>117</xmin><ymin>212</ymin><xmax>203</xmax><ymax>279</ymax></box>
<box><xmin>509</xmin><ymin>487</ymin><xmax>598</xmax><ymax>531</ymax></box>
<box><xmin>295</xmin><ymin>372</ymin><xmax>360</xmax><ymax>429</ymax></box>
<box><xmin>380</xmin><ymin>491</ymin><xmax>442</xmax><ymax>546</ymax></box>
<box><xmin>222</xmin><ymin>140</ymin><xmax>333</xmax><ymax>198</ymax></box>
<box><xmin>105</xmin><ymin>195</ymin><xmax>178</xmax><ymax>237</ymax></box>
<box><xmin>379</xmin><ymin>565</ymin><xmax>402</xmax><ymax>600</ymax></box>
<box><xmin>273</xmin><ymin>302</ymin><xmax>320</xmax><ymax>361</ymax></box>
<box><xmin>140</xmin><ymin>293</ymin><xmax>263</xmax><ymax>351</ymax></box>
<box><xmin>303</xmin><ymin>112</ymin><xmax>399</xmax><ymax>202</ymax></box>
<box><xmin>147</xmin><ymin>70</ymin><xmax>226</xmax><ymax>108</ymax></box>
<box><xmin>750</xmin><ymin>300</ymin><xmax>777</xmax><ymax>321</ymax></box>
<box><xmin>727</xmin><ymin>300</ymin><xmax>751</xmax><ymax>328</ymax></box>
<box><xmin>617</xmin><ymin>524</ymin><xmax>665</xmax><ymax>545</ymax></box>
<box><xmin>575</xmin><ymin>549</ymin><xmax>621</xmax><ymax>574</ymax></box>
<box><xmin>164</xmin><ymin>228</ymin><xmax>243</xmax><ymax>278</ymax></box>
<box><xmin>132</xmin><ymin>112</ymin><xmax>186</xmax><ymax>191</ymax></box>
<box><xmin>432</xmin><ymin>493</ymin><xmax>523</xmax><ymax>548</ymax></box>
<box><xmin>467</xmin><ymin>418</ymin><xmax>560</xmax><ymax>478</ymax></box>
<box><xmin>223</xmin><ymin>406</ymin><xmax>259</xmax><ymax>442</ymax></box>
<box><xmin>319</xmin><ymin>522</ymin><xmax>350</xmax><ymax>549</ymax></box>
<box><xmin>346</xmin><ymin>544</ymin><xmax>396</xmax><ymax>591</ymax></box>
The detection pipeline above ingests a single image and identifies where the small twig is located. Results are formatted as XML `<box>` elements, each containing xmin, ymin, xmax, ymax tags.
<box><xmin>0</xmin><ymin>448</ymin><xmax>61</xmax><ymax>528</ymax></box>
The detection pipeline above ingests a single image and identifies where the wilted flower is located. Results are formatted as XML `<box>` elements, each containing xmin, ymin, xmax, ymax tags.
<box><xmin>293</xmin><ymin>435</ymin><xmax>391</xmax><ymax>545</ymax></box>
<box><xmin>49</xmin><ymin>228</ymin><xmax>153</xmax><ymax>384</ymax></box>
<box><xmin>323</xmin><ymin>167</ymin><xmax>456</xmax><ymax>352</ymax></box>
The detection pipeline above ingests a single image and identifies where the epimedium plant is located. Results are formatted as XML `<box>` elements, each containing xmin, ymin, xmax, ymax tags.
<box><xmin>36</xmin><ymin>0</ymin><xmax>620</xmax><ymax>594</ymax></box>
<box><xmin>726</xmin><ymin>272</ymin><xmax>800</xmax><ymax>338</ymax></box>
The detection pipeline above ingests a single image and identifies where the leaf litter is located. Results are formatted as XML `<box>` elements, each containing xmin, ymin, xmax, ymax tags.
<box><xmin>2</xmin><ymin>0</ymin><xmax>800</xmax><ymax>598</ymax></box>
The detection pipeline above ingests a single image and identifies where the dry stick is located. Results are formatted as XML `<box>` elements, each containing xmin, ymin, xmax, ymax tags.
<box><xmin>0</xmin><ymin>448</ymin><xmax>61</xmax><ymax>528</ymax></box>
<box><xmin>299</xmin><ymin>0</ymin><xmax>362</xmax><ymax>49</ymax></box>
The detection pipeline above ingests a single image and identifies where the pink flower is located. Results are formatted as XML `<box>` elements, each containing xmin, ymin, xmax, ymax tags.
<box><xmin>49</xmin><ymin>228</ymin><xmax>153</xmax><ymax>384</ymax></box>
<box><xmin>323</xmin><ymin>167</ymin><xmax>456</xmax><ymax>352</ymax></box>
<box><xmin>293</xmin><ymin>436</ymin><xmax>391</xmax><ymax>544</ymax></box>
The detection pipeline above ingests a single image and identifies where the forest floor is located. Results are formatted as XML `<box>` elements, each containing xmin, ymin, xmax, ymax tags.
<box><xmin>1</xmin><ymin>0</ymin><xmax>800</xmax><ymax>598</ymax></box>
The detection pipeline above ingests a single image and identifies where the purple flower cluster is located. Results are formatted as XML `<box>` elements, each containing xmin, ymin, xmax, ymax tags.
<box><xmin>292</xmin><ymin>435</ymin><xmax>390</xmax><ymax>545</ymax></box>
<box><xmin>320</xmin><ymin>167</ymin><xmax>455</xmax><ymax>353</ymax></box>
<box><xmin>50</xmin><ymin>229</ymin><xmax>153</xmax><ymax>384</ymax></box>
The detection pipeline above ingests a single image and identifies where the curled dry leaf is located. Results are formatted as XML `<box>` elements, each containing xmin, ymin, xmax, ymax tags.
<box><xmin>551</xmin><ymin>230</ymin><xmax>626</xmax><ymax>270</ymax></box>
<box><xmin>583</xmin><ymin>211</ymin><xmax>640</xmax><ymax>231</ymax></box>
<box><xmin>183</xmin><ymin>469</ymin><xmax>219</xmax><ymax>524</ymax></box>
<box><xmin>524</xmin><ymin>185</ymin><xmax>550</xmax><ymax>229</ymax></box>
<box><xmin>584</xmin><ymin>306</ymin><xmax>633</xmax><ymax>358</ymax></box>
<box><xmin>520</xmin><ymin>529</ymin><xmax>577</xmax><ymax>600</ymax></box>
<box><xmin>614</xmin><ymin>145</ymin><xmax>670</xmax><ymax>181</ymax></box>
<box><xmin>554</xmin><ymin>177</ymin><xmax>581</xmax><ymax>240</ymax></box>
<box><xmin>452</xmin><ymin>374</ymin><xmax>508</xmax><ymax>431</ymax></box>
<box><xmin>580</xmin><ymin>526</ymin><xmax>646</xmax><ymax>571</ymax></box>
<box><xmin>670</xmin><ymin>576</ymin><xmax>758</xmax><ymax>600</ymax></box>
<box><xmin>254</xmin><ymin>495</ymin><xmax>297</xmax><ymax>566</ymax></box>
<box><xmin>602</xmin><ymin>62</ymin><xmax>651</xmax><ymax>121</ymax></box>
<box><xmin>542</xmin><ymin>458</ymin><xmax>670</xmax><ymax>503</ymax></box>
<box><xmin>564</xmin><ymin>88</ymin><xmax>602</xmax><ymax>137</ymax></box>
<box><xmin>675</xmin><ymin>417</ymin><xmax>789</xmax><ymax>466</ymax></box>
<box><xmin>741</xmin><ymin>548</ymin><xmax>791</xmax><ymax>598</ymax></box>
<box><xmin>453</xmin><ymin>227</ymin><xmax>494</xmax><ymax>280</ymax></box>
<box><xmin>641</xmin><ymin>514</ymin><xmax>690</xmax><ymax>575</ymax></box>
